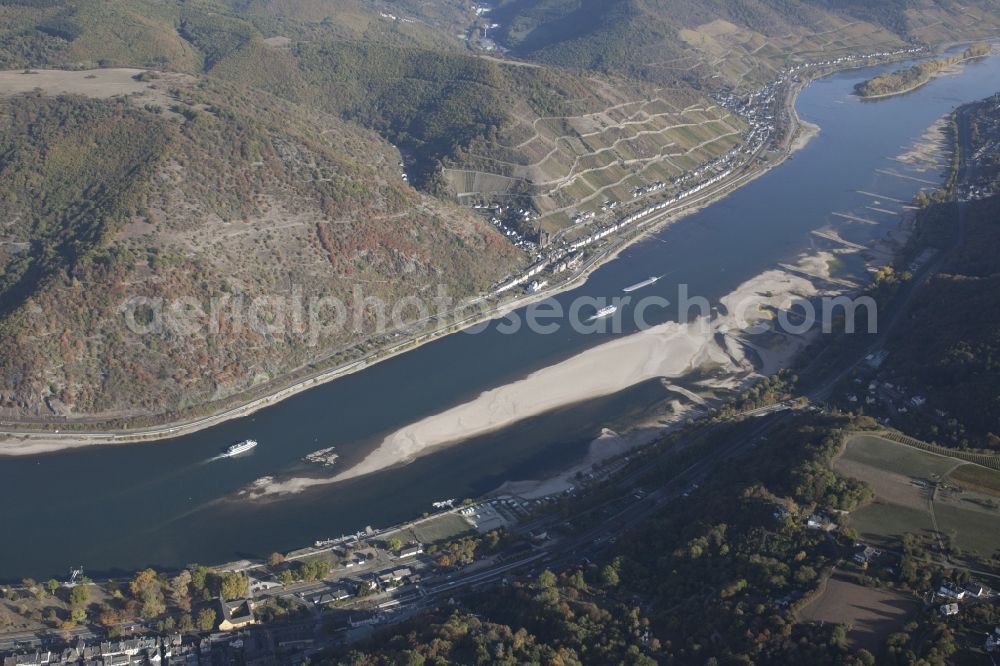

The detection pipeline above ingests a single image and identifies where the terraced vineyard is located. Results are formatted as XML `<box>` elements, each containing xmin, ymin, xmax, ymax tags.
<box><xmin>446</xmin><ymin>92</ymin><xmax>746</xmax><ymax>230</ymax></box>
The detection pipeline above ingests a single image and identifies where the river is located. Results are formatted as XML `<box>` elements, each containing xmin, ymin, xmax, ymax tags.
<box><xmin>3</xmin><ymin>50</ymin><xmax>1000</xmax><ymax>580</ymax></box>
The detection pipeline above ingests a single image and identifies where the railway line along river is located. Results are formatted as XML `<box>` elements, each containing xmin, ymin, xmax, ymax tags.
<box><xmin>3</xmin><ymin>49</ymin><xmax>1000</xmax><ymax>579</ymax></box>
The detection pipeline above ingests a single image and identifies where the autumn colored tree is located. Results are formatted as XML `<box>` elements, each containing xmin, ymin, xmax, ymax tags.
<box><xmin>219</xmin><ymin>572</ymin><xmax>248</xmax><ymax>600</ymax></box>
<box><xmin>197</xmin><ymin>608</ymin><xmax>217</xmax><ymax>632</ymax></box>
<box><xmin>169</xmin><ymin>570</ymin><xmax>193</xmax><ymax>611</ymax></box>
<box><xmin>68</xmin><ymin>585</ymin><xmax>89</xmax><ymax>607</ymax></box>
<box><xmin>129</xmin><ymin>568</ymin><xmax>165</xmax><ymax>619</ymax></box>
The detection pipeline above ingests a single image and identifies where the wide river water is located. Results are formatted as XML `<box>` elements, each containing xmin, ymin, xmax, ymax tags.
<box><xmin>3</xmin><ymin>51</ymin><xmax>1000</xmax><ymax>580</ymax></box>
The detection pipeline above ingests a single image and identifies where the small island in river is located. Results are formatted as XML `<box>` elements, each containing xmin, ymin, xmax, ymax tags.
<box><xmin>855</xmin><ymin>43</ymin><xmax>992</xmax><ymax>98</ymax></box>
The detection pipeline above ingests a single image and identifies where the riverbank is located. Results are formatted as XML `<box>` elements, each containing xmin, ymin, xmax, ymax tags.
<box><xmin>239</xmin><ymin>249</ymin><xmax>840</xmax><ymax>497</ymax></box>
<box><xmin>241</xmin><ymin>91</ymin><xmax>958</xmax><ymax>494</ymax></box>
<box><xmin>3</xmin><ymin>41</ymin><xmax>994</xmax><ymax>581</ymax></box>
<box><xmin>0</xmin><ymin>49</ymin><xmax>908</xmax><ymax>457</ymax></box>
<box><xmin>492</xmin><ymin>426</ymin><xmax>666</xmax><ymax>499</ymax></box>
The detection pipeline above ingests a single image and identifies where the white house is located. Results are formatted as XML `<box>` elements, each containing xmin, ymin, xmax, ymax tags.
<box><xmin>939</xmin><ymin>603</ymin><xmax>959</xmax><ymax>617</ymax></box>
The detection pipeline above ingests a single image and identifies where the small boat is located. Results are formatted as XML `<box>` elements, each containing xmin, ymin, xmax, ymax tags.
<box><xmin>221</xmin><ymin>439</ymin><xmax>257</xmax><ymax>457</ymax></box>
<box><xmin>589</xmin><ymin>305</ymin><xmax>618</xmax><ymax>320</ymax></box>
<box><xmin>623</xmin><ymin>275</ymin><xmax>662</xmax><ymax>293</ymax></box>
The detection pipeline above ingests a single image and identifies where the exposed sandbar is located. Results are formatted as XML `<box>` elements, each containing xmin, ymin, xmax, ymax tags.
<box><xmin>243</xmin><ymin>252</ymin><xmax>837</xmax><ymax>498</ymax></box>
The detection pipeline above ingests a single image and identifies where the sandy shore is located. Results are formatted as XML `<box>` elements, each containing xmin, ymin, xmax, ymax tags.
<box><xmin>493</xmin><ymin>427</ymin><xmax>666</xmax><ymax>499</ymax></box>
<box><xmin>332</xmin><ymin>254</ymin><xmax>833</xmax><ymax>482</ymax></box>
<box><xmin>491</xmin><ymin>384</ymin><xmax>705</xmax><ymax>499</ymax></box>
<box><xmin>226</xmin><ymin>96</ymin><xmax>938</xmax><ymax>500</ymax></box>
<box><xmin>791</xmin><ymin>119</ymin><xmax>820</xmax><ymax>153</ymax></box>
<box><xmin>240</xmin><ymin>250</ymin><xmax>840</xmax><ymax>498</ymax></box>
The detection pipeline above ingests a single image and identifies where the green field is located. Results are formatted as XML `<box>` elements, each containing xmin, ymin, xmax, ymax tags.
<box><xmin>841</xmin><ymin>435</ymin><xmax>959</xmax><ymax>479</ymax></box>
<box><xmin>849</xmin><ymin>502</ymin><xmax>937</xmax><ymax>546</ymax></box>
<box><xmin>837</xmin><ymin>434</ymin><xmax>1000</xmax><ymax>558</ymax></box>
<box><xmin>934</xmin><ymin>502</ymin><xmax>1000</xmax><ymax>557</ymax></box>
<box><xmin>383</xmin><ymin>512</ymin><xmax>473</xmax><ymax>546</ymax></box>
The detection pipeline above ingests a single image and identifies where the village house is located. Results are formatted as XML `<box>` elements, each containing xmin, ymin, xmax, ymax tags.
<box><xmin>937</xmin><ymin>584</ymin><xmax>967</xmax><ymax>601</ymax></box>
<box><xmin>963</xmin><ymin>582</ymin><xmax>988</xmax><ymax>598</ymax></box>
<box><xmin>853</xmin><ymin>545</ymin><xmax>880</xmax><ymax>566</ymax></box>
<box><xmin>806</xmin><ymin>513</ymin><xmax>835</xmax><ymax>531</ymax></box>
<box><xmin>218</xmin><ymin>597</ymin><xmax>256</xmax><ymax>632</ymax></box>
<box><xmin>377</xmin><ymin>568</ymin><xmax>412</xmax><ymax>586</ymax></box>
<box><xmin>986</xmin><ymin>627</ymin><xmax>1000</xmax><ymax>652</ymax></box>
<box><xmin>939</xmin><ymin>603</ymin><xmax>960</xmax><ymax>617</ymax></box>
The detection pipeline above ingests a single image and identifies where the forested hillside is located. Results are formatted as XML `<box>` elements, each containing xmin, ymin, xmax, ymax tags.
<box><xmin>875</xmin><ymin>94</ymin><xmax>1000</xmax><ymax>450</ymax></box>
<box><xmin>0</xmin><ymin>0</ymin><xmax>751</xmax><ymax>207</ymax></box>
<box><xmin>0</xmin><ymin>74</ymin><xmax>521</xmax><ymax>418</ymax></box>
<box><xmin>0</xmin><ymin>0</ymin><xmax>997</xmax><ymax>420</ymax></box>
<box><xmin>0</xmin><ymin>0</ymin><xmax>462</xmax><ymax>70</ymax></box>
<box><xmin>489</xmin><ymin>0</ymin><xmax>1000</xmax><ymax>83</ymax></box>
<box><xmin>326</xmin><ymin>414</ymin><xmax>884</xmax><ymax>664</ymax></box>
<box><xmin>210</xmin><ymin>39</ymin><xmax>594</xmax><ymax>190</ymax></box>
<box><xmin>0</xmin><ymin>94</ymin><xmax>173</xmax><ymax>319</ymax></box>
<box><xmin>883</xmin><ymin>194</ymin><xmax>1000</xmax><ymax>449</ymax></box>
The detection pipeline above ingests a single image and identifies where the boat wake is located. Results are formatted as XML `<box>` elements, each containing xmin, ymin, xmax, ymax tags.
<box><xmin>206</xmin><ymin>440</ymin><xmax>258</xmax><ymax>464</ymax></box>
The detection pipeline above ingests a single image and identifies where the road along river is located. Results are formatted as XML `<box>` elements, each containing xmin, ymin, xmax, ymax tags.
<box><xmin>3</xmin><ymin>50</ymin><xmax>1000</xmax><ymax>579</ymax></box>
